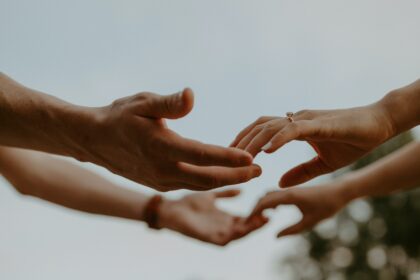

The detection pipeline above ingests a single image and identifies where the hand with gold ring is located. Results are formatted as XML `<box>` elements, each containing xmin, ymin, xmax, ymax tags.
<box><xmin>230</xmin><ymin>79</ymin><xmax>420</xmax><ymax>188</ymax></box>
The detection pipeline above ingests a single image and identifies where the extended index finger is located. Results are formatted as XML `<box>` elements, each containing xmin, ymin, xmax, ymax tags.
<box><xmin>251</xmin><ymin>190</ymin><xmax>295</xmax><ymax>216</ymax></box>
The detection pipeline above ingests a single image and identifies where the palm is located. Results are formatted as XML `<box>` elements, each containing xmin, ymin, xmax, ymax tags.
<box><xmin>251</xmin><ymin>185</ymin><xmax>344</xmax><ymax>237</ymax></box>
<box><xmin>160</xmin><ymin>191</ymin><xmax>267</xmax><ymax>246</ymax></box>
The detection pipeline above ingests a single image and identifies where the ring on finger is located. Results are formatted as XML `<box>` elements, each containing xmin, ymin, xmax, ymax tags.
<box><xmin>286</xmin><ymin>112</ymin><xmax>294</xmax><ymax>122</ymax></box>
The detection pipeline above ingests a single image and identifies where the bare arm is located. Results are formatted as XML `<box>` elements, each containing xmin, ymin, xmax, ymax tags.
<box><xmin>0</xmin><ymin>147</ymin><xmax>267</xmax><ymax>245</ymax></box>
<box><xmin>0</xmin><ymin>72</ymin><xmax>94</xmax><ymax>157</ymax></box>
<box><xmin>0</xmin><ymin>72</ymin><xmax>259</xmax><ymax>191</ymax></box>
<box><xmin>0</xmin><ymin>146</ymin><xmax>150</xmax><ymax>220</ymax></box>
<box><xmin>340</xmin><ymin>141</ymin><xmax>420</xmax><ymax>200</ymax></box>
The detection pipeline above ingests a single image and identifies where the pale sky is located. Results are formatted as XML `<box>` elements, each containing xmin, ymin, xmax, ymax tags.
<box><xmin>1</xmin><ymin>1</ymin><xmax>419</xmax><ymax>279</ymax></box>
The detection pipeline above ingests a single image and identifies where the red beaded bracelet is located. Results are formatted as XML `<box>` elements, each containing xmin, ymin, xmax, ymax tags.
<box><xmin>143</xmin><ymin>195</ymin><xmax>163</xmax><ymax>230</ymax></box>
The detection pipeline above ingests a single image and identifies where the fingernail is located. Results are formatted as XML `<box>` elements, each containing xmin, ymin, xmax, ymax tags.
<box><xmin>253</xmin><ymin>165</ymin><xmax>262</xmax><ymax>176</ymax></box>
<box><xmin>177</xmin><ymin>90</ymin><xmax>184</xmax><ymax>98</ymax></box>
<box><xmin>261</xmin><ymin>142</ymin><xmax>272</xmax><ymax>151</ymax></box>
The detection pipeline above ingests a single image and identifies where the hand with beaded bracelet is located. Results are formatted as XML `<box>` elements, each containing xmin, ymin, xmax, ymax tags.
<box><xmin>0</xmin><ymin>146</ymin><xmax>267</xmax><ymax>246</ymax></box>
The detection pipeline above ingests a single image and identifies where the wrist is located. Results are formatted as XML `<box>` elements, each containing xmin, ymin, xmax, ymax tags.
<box><xmin>156</xmin><ymin>198</ymin><xmax>177</xmax><ymax>230</ymax></box>
<box><xmin>54</xmin><ymin>104</ymin><xmax>107</xmax><ymax>162</ymax></box>
<box><xmin>332</xmin><ymin>174</ymin><xmax>364</xmax><ymax>205</ymax></box>
<box><xmin>142</xmin><ymin>194</ymin><xmax>176</xmax><ymax>230</ymax></box>
<box><xmin>378</xmin><ymin>80</ymin><xmax>420</xmax><ymax>135</ymax></box>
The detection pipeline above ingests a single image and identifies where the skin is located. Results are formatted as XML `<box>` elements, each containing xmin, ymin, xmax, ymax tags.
<box><xmin>250</xmin><ymin>141</ymin><xmax>420</xmax><ymax>238</ymax></box>
<box><xmin>0</xmin><ymin>147</ymin><xmax>267</xmax><ymax>246</ymax></box>
<box><xmin>0</xmin><ymin>73</ymin><xmax>261</xmax><ymax>192</ymax></box>
<box><xmin>231</xmin><ymin>79</ymin><xmax>420</xmax><ymax>187</ymax></box>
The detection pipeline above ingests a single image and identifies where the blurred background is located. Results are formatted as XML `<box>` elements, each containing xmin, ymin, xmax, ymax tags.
<box><xmin>1</xmin><ymin>1</ymin><xmax>419</xmax><ymax>279</ymax></box>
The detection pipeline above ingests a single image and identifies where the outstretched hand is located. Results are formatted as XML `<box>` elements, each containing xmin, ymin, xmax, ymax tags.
<box><xmin>159</xmin><ymin>190</ymin><xmax>268</xmax><ymax>246</ymax></box>
<box><xmin>84</xmin><ymin>88</ymin><xmax>261</xmax><ymax>192</ymax></box>
<box><xmin>231</xmin><ymin>102</ymin><xmax>395</xmax><ymax>187</ymax></box>
<box><xmin>250</xmin><ymin>184</ymin><xmax>347</xmax><ymax>237</ymax></box>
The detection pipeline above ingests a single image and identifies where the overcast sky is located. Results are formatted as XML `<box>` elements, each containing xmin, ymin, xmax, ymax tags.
<box><xmin>1</xmin><ymin>1</ymin><xmax>419</xmax><ymax>279</ymax></box>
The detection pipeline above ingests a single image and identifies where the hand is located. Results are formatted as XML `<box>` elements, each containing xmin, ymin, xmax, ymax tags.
<box><xmin>250</xmin><ymin>184</ymin><xmax>347</xmax><ymax>237</ymax></box>
<box><xmin>158</xmin><ymin>190</ymin><xmax>268</xmax><ymax>246</ymax></box>
<box><xmin>231</xmin><ymin>102</ymin><xmax>395</xmax><ymax>187</ymax></box>
<box><xmin>80</xmin><ymin>88</ymin><xmax>261</xmax><ymax>191</ymax></box>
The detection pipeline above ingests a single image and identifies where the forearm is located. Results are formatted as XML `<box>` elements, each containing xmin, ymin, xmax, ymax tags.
<box><xmin>339</xmin><ymin>141</ymin><xmax>420</xmax><ymax>201</ymax></box>
<box><xmin>0</xmin><ymin>73</ymin><xmax>99</xmax><ymax>160</ymax></box>
<box><xmin>0</xmin><ymin>147</ymin><xmax>150</xmax><ymax>221</ymax></box>
<box><xmin>379</xmin><ymin>79</ymin><xmax>420</xmax><ymax>135</ymax></box>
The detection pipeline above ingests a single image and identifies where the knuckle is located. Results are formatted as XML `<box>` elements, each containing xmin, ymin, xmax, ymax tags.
<box><xmin>197</xmin><ymin>148</ymin><xmax>208</xmax><ymax>162</ymax></box>
<box><xmin>257</xmin><ymin>116</ymin><xmax>271</xmax><ymax>123</ymax></box>
<box><xmin>135</xmin><ymin>91</ymin><xmax>154</xmax><ymax>100</ymax></box>
<box><xmin>296</xmin><ymin>109</ymin><xmax>312</xmax><ymax>118</ymax></box>
<box><xmin>288</xmin><ymin>122</ymin><xmax>300</xmax><ymax>134</ymax></box>
<box><xmin>256</xmin><ymin>116</ymin><xmax>266</xmax><ymax>123</ymax></box>
<box><xmin>263</xmin><ymin>123</ymin><xmax>279</xmax><ymax>133</ymax></box>
<box><xmin>254</xmin><ymin>124</ymin><xmax>265</xmax><ymax>131</ymax></box>
<box><xmin>272</xmin><ymin>131</ymin><xmax>285</xmax><ymax>142</ymax></box>
<box><xmin>163</xmin><ymin>98</ymin><xmax>172</xmax><ymax>114</ymax></box>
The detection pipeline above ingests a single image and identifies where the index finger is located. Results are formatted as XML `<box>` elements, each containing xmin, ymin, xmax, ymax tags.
<box><xmin>231</xmin><ymin>215</ymin><xmax>269</xmax><ymax>240</ymax></box>
<box><xmin>230</xmin><ymin>116</ymin><xmax>278</xmax><ymax>147</ymax></box>
<box><xmin>251</xmin><ymin>190</ymin><xmax>295</xmax><ymax>216</ymax></box>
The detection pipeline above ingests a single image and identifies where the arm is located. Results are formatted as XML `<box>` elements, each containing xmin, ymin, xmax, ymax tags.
<box><xmin>250</xmin><ymin>141</ymin><xmax>420</xmax><ymax>237</ymax></box>
<box><xmin>339</xmin><ymin>141</ymin><xmax>420</xmax><ymax>199</ymax></box>
<box><xmin>231</xmin><ymin>79</ymin><xmax>420</xmax><ymax>187</ymax></box>
<box><xmin>0</xmin><ymin>147</ymin><xmax>267</xmax><ymax>246</ymax></box>
<box><xmin>0</xmin><ymin>72</ymin><xmax>93</xmax><ymax>156</ymax></box>
<box><xmin>0</xmin><ymin>72</ymin><xmax>260</xmax><ymax>191</ymax></box>
<box><xmin>0</xmin><ymin>146</ymin><xmax>149</xmax><ymax>220</ymax></box>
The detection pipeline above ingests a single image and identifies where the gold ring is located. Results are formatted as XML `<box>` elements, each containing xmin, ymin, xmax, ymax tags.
<box><xmin>286</xmin><ymin>112</ymin><xmax>294</xmax><ymax>122</ymax></box>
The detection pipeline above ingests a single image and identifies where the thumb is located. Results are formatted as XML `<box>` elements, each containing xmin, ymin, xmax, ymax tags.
<box><xmin>279</xmin><ymin>156</ymin><xmax>332</xmax><ymax>188</ymax></box>
<box><xmin>143</xmin><ymin>88</ymin><xmax>194</xmax><ymax>119</ymax></box>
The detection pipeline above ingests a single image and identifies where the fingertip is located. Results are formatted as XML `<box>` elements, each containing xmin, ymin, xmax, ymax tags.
<box><xmin>279</xmin><ymin>175</ymin><xmax>299</xmax><ymax>188</ymax></box>
<box><xmin>262</xmin><ymin>215</ymin><xmax>270</xmax><ymax>223</ymax></box>
<box><xmin>261</xmin><ymin>142</ymin><xmax>272</xmax><ymax>152</ymax></box>
<box><xmin>182</xmin><ymin>87</ymin><xmax>194</xmax><ymax>98</ymax></box>
<box><xmin>181</xmin><ymin>87</ymin><xmax>194</xmax><ymax>113</ymax></box>
<box><xmin>264</xmin><ymin>141</ymin><xmax>286</xmax><ymax>154</ymax></box>
<box><xmin>278</xmin><ymin>178</ymin><xmax>289</xmax><ymax>188</ymax></box>
<box><xmin>253</xmin><ymin>164</ymin><xmax>263</xmax><ymax>177</ymax></box>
